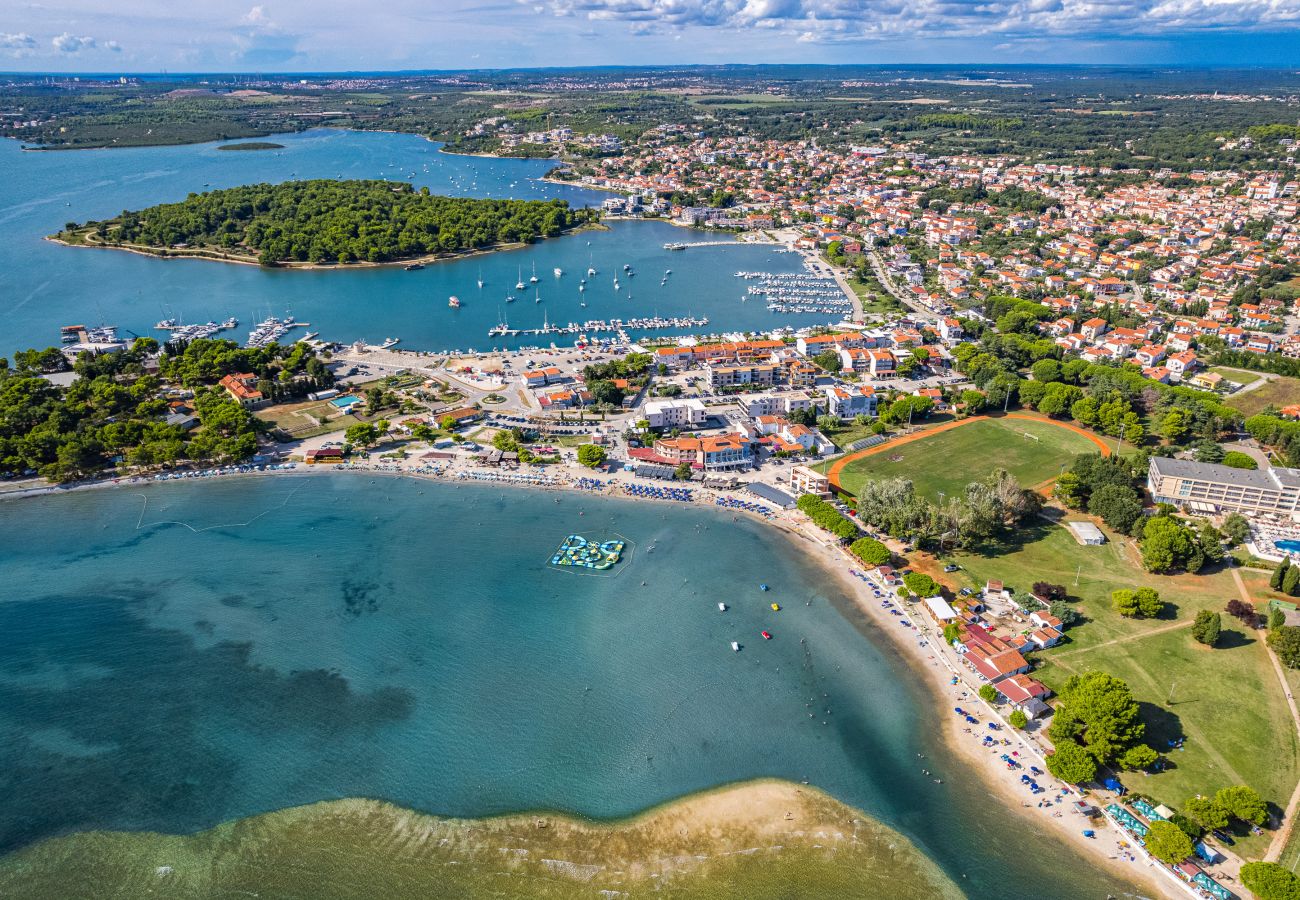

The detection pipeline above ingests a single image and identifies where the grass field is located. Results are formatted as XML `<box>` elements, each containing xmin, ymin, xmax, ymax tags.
<box><xmin>1208</xmin><ymin>366</ymin><xmax>1264</xmax><ymax>387</ymax></box>
<box><xmin>951</xmin><ymin>523</ymin><xmax>1299</xmax><ymax>826</ymax></box>
<box><xmin>831</xmin><ymin>417</ymin><xmax>1102</xmax><ymax>500</ymax></box>
<box><xmin>1229</xmin><ymin>375</ymin><xmax>1300</xmax><ymax>418</ymax></box>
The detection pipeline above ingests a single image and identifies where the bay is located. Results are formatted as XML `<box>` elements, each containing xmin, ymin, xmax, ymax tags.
<box><xmin>0</xmin><ymin>475</ymin><xmax>1132</xmax><ymax>898</ymax></box>
<box><xmin>0</xmin><ymin>129</ymin><xmax>825</xmax><ymax>355</ymax></box>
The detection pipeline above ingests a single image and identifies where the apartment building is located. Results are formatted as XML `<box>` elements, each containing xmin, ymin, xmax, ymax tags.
<box><xmin>1147</xmin><ymin>456</ymin><xmax>1300</xmax><ymax>519</ymax></box>
<box><xmin>707</xmin><ymin>363</ymin><xmax>779</xmax><ymax>389</ymax></box>
<box><xmin>644</xmin><ymin>398</ymin><xmax>708</xmax><ymax>429</ymax></box>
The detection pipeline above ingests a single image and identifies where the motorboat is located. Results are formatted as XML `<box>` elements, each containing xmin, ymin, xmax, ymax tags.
<box><xmin>553</xmin><ymin>267</ymin><xmax>563</xmax><ymax>278</ymax></box>
<box><xmin>719</xmin><ymin>602</ymin><xmax>727</xmax><ymax>611</ymax></box>
<box><xmin>771</xmin><ymin>603</ymin><xmax>781</xmax><ymax>611</ymax></box>
<box><xmin>448</xmin><ymin>296</ymin><xmax>461</xmax><ymax>308</ymax></box>
<box><xmin>404</xmin><ymin>263</ymin><xmax>424</xmax><ymax>271</ymax></box>
<box><xmin>761</xmin><ymin>631</ymin><xmax>772</xmax><ymax>640</ymax></box>
<box><xmin>759</xmin><ymin>584</ymin><xmax>769</xmax><ymax>591</ymax></box>
<box><xmin>731</xmin><ymin>641</ymin><xmax>741</xmax><ymax>651</ymax></box>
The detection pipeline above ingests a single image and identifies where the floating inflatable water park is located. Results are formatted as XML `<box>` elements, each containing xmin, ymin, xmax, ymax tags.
<box><xmin>549</xmin><ymin>534</ymin><xmax>626</xmax><ymax>571</ymax></box>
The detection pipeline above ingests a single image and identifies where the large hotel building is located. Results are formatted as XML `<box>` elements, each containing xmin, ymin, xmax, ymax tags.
<box><xmin>1147</xmin><ymin>456</ymin><xmax>1300</xmax><ymax>520</ymax></box>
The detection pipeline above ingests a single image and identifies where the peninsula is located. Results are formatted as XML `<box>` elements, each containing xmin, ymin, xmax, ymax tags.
<box><xmin>52</xmin><ymin>179</ymin><xmax>599</xmax><ymax>267</ymax></box>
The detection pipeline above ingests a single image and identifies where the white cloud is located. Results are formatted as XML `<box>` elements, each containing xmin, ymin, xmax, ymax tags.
<box><xmin>243</xmin><ymin>5</ymin><xmax>271</xmax><ymax>26</ymax></box>
<box><xmin>0</xmin><ymin>32</ymin><xmax>36</xmax><ymax>50</ymax></box>
<box><xmin>52</xmin><ymin>33</ymin><xmax>99</xmax><ymax>53</ymax></box>
<box><xmin>529</xmin><ymin>0</ymin><xmax>1300</xmax><ymax>40</ymax></box>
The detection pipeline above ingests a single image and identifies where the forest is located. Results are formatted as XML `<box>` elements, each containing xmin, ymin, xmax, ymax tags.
<box><xmin>61</xmin><ymin>180</ymin><xmax>598</xmax><ymax>266</ymax></box>
<box><xmin>0</xmin><ymin>338</ymin><xmax>330</xmax><ymax>482</ymax></box>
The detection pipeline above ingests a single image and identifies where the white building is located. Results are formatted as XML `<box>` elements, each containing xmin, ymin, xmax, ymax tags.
<box><xmin>644</xmin><ymin>398</ymin><xmax>708</xmax><ymax>430</ymax></box>
<box><xmin>736</xmin><ymin>392</ymin><xmax>815</xmax><ymax>418</ymax></box>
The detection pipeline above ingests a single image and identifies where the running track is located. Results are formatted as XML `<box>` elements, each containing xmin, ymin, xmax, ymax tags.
<box><xmin>825</xmin><ymin>413</ymin><xmax>1111</xmax><ymax>494</ymax></box>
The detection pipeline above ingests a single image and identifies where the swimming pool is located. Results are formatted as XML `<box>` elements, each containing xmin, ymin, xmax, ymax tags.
<box><xmin>329</xmin><ymin>396</ymin><xmax>360</xmax><ymax>409</ymax></box>
<box><xmin>1276</xmin><ymin>540</ymin><xmax>1300</xmax><ymax>554</ymax></box>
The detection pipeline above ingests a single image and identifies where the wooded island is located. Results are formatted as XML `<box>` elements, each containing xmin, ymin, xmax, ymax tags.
<box><xmin>54</xmin><ymin>179</ymin><xmax>599</xmax><ymax>267</ymax></box>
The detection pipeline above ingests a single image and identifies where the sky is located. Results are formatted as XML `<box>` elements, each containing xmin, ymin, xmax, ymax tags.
<box><xmin>2</xmin><ymin>0</ymin><xmax>1300</xmax><ymax>72</ymax></box>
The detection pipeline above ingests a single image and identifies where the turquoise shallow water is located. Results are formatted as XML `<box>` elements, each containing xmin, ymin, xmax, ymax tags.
<box><xmin>0</xmin><ymin>475</ymin><xmax>1132</xmax><ymax>898</ymax></box>
<box><xmin>0</xmin><ymin>129</ymin><xmax>821</xmax><ymax>355</ymax></box>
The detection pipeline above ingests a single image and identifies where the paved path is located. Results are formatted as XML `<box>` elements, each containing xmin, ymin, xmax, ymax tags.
<box><xmin>825</xmin><ymin>413</ymin><xmax>1111</xmax><ymax>494</ymax></box>
<box><xmin>1235</xmin><ymin>563</ymin><xmax>1300</xmax><ymax>864</ymax></box>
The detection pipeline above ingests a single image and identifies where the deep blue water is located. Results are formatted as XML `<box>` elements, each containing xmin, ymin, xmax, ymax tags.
<box><xmin>0</xmin><ymin>129</ymin><xmax>818</xmax><ymax>355</ymax></box>
<box><xmin>0</xmin><ymin>475</ymin><xmax>1129</xmax><ymax>898</ymax></box>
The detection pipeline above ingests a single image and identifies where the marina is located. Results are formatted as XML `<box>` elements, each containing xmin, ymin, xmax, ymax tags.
<box><xmin>488</xmin><ymin>314</ymin><xmax>708</xmax><ymax>338</ymax></box>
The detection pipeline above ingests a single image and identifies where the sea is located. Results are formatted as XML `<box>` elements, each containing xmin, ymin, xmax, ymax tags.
<box><xmin>0</xmin><ymin>128</ymin><xmax>826</xmax><ymax>357</ymax></box>
<box><xmin>0</xmin><ymin>474</ymin><xmax>1134</xmax><ymax>898</ymax></box>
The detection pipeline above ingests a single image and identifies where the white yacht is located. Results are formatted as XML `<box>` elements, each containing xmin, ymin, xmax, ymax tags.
<box><xmin>731</xmin><ymin>641</ymin><xmax>741</xmax><ymax>652</ymax></box>
<box><xmin>529</xmin><ymin>262</ymin><xmax>539</xmax><ymax>284</ymax></box>
<box><xmin>719</xmin><ymin>603</ymin><xmax>727</xmax><ymax>612</ymax></box>
<box><xmin>553</xmin><ymin>267</ymin><xmax>563</xmax><ymax>278</ymax></box>
<box><xmin>516</xmin><ymin>267</ymin><xmax>526</xmax><ymax>291</ymax></box>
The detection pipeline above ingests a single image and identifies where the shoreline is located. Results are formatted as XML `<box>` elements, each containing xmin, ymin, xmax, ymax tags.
<box><xmin>0</xmin><ymin>460</ymin><xmax>1171</xmax><ymax>895</ymax></box>
<box><xmin>0</xmin><ymin>779</ymin><xmax>964</xmax><ymax>897</ymax></box>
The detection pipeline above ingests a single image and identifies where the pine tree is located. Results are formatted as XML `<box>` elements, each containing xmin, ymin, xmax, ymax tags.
<box><xmin>1284</xmin><ymin>565</ymin><xmax>1300</xmax><ymax>598</ymax></box>
<box><xmin>1274</xmin><ymin>557</ymin><xmax>1291</xmax><ymax>591</ymax></box>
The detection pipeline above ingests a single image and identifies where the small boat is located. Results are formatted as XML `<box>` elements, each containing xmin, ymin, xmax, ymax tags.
<box><xmin>719</xmin><ymin>603</ymin><xmax>728</xmax><ymax>611</ymax></box>
<box><xmin>770</xmin><ymin>603</ymin><xmax>781</xmax><ymax>611</ymax></box>
<box><xmin>553</xmin><ymin>267</ymin><xmax>563</xmax><ymax>278</ymax></box>
<box><xmin>477</xmin><ymin>266</ymin><xmax>484</xmax><ymax>289</ymax></box>
<box><xmin>506</xmin><ymin>295</ymin><xmax>516</xmax><ymax>303</ymax></box>
<box><xmin>448</xmin><ymin>296</ymin><xmax>461</xmax><ymax>308</ymax></box>
<box><xmin>731</xmin><ymin>641</ymin><xmax>741</xmax><ymax>652</ymax></box>
<box><xmin>759</xmin><ymin>584</ymin><xmax>769</xmax><ymax>592</ymax></box>
<box><xmin>761</xmin><ymin>631</ymin><xmax>772</xmax><ymax>640</ymax></box>
<box><xmin>530</xmin><ymin>262</ymin><xmax>539</xmax><ymax>283</ymax></box>
<box><xmin>404</xmin><ymin>263</ymin><xmax>424</xmax><ymax>271</ymax></box>
<box><xmin>516</xmin><ymin>267</ymin><xmax>526</xmax><ymax>291</ymax></box>
<box><xmin>587</xmin><ymin>266</ymin><xmax>596</xmax><ymax>277</ymax></box>
<box><xmin>613</xmin><ymin>279</ymin><xmax>620</xmax><ymax>290</ymax></box>
<box><xmin>623</xmin><ymin>263</ymin><xmax>631</xmax><ymax>271</ymax></box>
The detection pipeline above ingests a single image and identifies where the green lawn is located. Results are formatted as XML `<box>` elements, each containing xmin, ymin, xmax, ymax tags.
<box><xmin>953</xmin><ymin>523</ymin><xmax>1299</xmax><ymax>821</ymax></box>
<box><xmin>1208</xmin><ymin>366</ymin><xmax>1264</xmax><ymax>387</ymax></box>
<box><xmin>832</xmin><ymin>417</ymin><xmax>1101</xmax><ymax>500</ymax></box>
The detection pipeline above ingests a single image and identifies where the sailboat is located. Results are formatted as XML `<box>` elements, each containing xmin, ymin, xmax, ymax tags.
<box><xmin>529</xmin><ymin>262</ymin><xmax>539</xmax><ymax>284</ymax></box>
<box><xmin>506</xmin><ymin>294</ymin><xmax>516</xmax><ymax>303</ymax></box>
<box><xmin>516</xmin><ymin>266</ymin><xmax>526</xmax><ymax>291</ymax></box>
<box><xmin>535</xmin><ymin>287</ymin><xmax>542</xmax><ymax>304</ymax></box>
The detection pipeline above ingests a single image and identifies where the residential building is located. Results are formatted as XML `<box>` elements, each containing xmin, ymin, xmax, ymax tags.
<box><xmin>644</xmin><ymin>398</ymin><xmax>708</xmax><ymax>429</ymax></box>
<box><xmin>218</xmin><ymin>373</ymin><xmax>265</xmax><ymax>408</ymax></box>
<box><xmin>823</xmin><ymin>384</ymin><xmax>878</xmax><ymax>420</ymax></box>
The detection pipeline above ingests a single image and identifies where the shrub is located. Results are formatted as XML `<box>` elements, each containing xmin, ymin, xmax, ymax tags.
<box><xmin>849</xmin><ymin>536</ymin><xmax>891</xmax><ymax>566</ymax></box>
<box><xmin>1112</xmin><ymin>587</ymin><xmax>1163</xmax><ymax>618</ymax></box>
<box><xmin>796</xmin><ymin>494</ymin><xmax>858</xmax><ymax>540</ymax></box>
<box><xmin>1191</xmin><ymin>610</ymin><xmax>1221</xmax><ymax>646</ymax></box>
<box><xmin>903</xmin><ymin>572</ymin><xmax>940</xmax><ymax>597</ymax></box>
<box><xmin>1222</xmin><ymin>450</ymin><xmax>1258</xmax><ymax>470</ymax></box>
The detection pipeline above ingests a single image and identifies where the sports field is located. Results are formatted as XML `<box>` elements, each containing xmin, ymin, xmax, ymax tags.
<box><xmin>829</xmin><ymin>415</ymin><xmax>1106</xmax><ymax>500</ymax></box>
